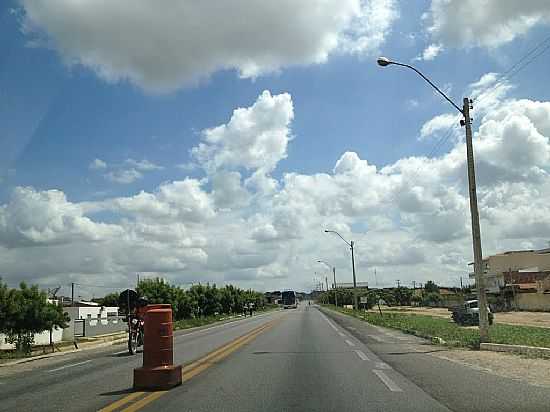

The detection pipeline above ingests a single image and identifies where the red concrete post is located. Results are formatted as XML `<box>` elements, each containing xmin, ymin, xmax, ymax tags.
<box><xmin>133</xmin><ymin>304</ymin><xmax>182</xmax><ymax>390</ymax></box>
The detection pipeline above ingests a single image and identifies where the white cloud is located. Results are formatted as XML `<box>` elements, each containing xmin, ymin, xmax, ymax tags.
<box><xmin>89</xmin><ymin>158</ymin><xmax>107</xmax><ymax>170</ymax></box>
<box><xmin>418</xmin><ymin>43</ymin><xmax>443</xmax><ymax>61</ymax></box>
<box><xmin>192</xmin><ymin>90</ymin><xmax>294</xmax><ymax>175</ymax></box>
<box><xmin>0</xmin><ymin>187</ymin><xmax>122</xmax><ymax>248</ymax></box>
<box><xmin>3</xmin><ymin>81</ymin><xmax>550</xmax><ymax>292</ymax></box>
<box><xmin>339</xmin><ymin>0</ymin><xmax>399</xmax><ymax>55</ymax></box>
<box><xmin>91</xmin><ymin>158</ymin><xmax>162</xmax><ymax>184</ymax></box>
<box><xmin>105</xmin><ymin>168</ymin><xmax>143</xmax><ymax>184</ymax></box>
<box><xmin>426</xmin><ymin>0</ymin><xmax>550</xmax><ymax>49</ymax></box>
<box><xmin>103</xmin><ymin>179</ymin><xmax>216</xmax><ymax>223</ymax></box>
<box><xmin>420</xmin><ymin>113</ymin><xmax>458</xmax><ymax>139</ymax></box>
<box><xmin>19</xmin><ymin>0</ymin><xmax>398</xmax><ymax>92</ymax></box>
<box><xmin>125</xmin><ymin>158</ymin><xmax>163</xmax><ymax>171</ymax></box>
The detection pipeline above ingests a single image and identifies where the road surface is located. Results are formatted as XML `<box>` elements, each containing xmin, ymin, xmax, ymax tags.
<box><xmin>1</xmin><ymin>304</ymin><xmax>549</xmax><ymax>411</ymax></box>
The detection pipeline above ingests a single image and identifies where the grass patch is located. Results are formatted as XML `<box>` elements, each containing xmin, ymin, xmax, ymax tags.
<box><xmin>326</xmin><ymin>305</ymin><xmax>550</xmax><ymax>349</ymax></box>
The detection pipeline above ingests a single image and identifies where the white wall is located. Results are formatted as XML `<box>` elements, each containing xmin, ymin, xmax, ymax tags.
<box><xmin>0</xmin><ymin>327</ymin><xmax>63</xmax><ymax>350</ymax></box>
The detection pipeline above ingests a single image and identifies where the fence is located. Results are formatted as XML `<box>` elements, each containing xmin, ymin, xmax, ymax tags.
<box><xmin>64</xmin><ymin>316</ymin><xmax>127</xmax><ymax>340</ymax></box>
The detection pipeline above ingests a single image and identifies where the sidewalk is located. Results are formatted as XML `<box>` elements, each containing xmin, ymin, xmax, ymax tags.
<box><xmin>0</xmin><ymin>331</ymin><xmax>127</xmax><ymax>367</ymax></box>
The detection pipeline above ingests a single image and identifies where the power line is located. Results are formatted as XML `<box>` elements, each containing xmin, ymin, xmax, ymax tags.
<box><xmin>390</xmin><ymin>32</ymin><xmax>550</xmax><ymax>198</ymax></box>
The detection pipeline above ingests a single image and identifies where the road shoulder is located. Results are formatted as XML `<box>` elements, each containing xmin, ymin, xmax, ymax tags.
<box><xmin>321</xmin><ymin>306</ymin><xmax>550</xmax><ymax>412</ymax></box>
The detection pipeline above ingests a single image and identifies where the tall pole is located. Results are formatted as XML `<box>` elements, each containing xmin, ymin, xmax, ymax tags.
<box><xmin>396</xmin><ymin>279</ymin><xmax>401</xmax><ymax>288</ymax></box>
<box><xmin>325</xmin><ymin>277</ymin><xmax>329</xmax><ymax>294</ymax></box>
<box><xmin>377</xmin><ymin>57</ymin><xmax>491</xmax><ymax>341</ymax></box>
<box><xmin>333</xmin><ymin>267</ymin><xmax>338</xmax><ymax>307</ymax></box>
<box><xmin>463</xmin><ymin>98</ymin><xmax>489</xmax><ymax>341</ymax></box>
<box><xmin>71</xmin><ymin>282</ymin><xmax>75</xmax><ymax>306</ymax></box>
<box><xmin>351</xmin><ymin>241</ymin><xmax>358</xmax><ymax>311</ymax></box>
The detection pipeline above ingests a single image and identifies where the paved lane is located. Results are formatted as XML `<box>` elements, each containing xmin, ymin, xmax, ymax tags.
<box><xmin>322</xmin><ymin>307</ymin><xmax>550</xmax><ymax>412</ymax></box>
<box><xmin>137</xmin><ymin>304</ymin><xmax>449</xmax><ymax>412</ymax></box>
<box><xmin>0</xmin><ymin>310</ymin><xmax>282</xmax><ymax>412</ymax></box>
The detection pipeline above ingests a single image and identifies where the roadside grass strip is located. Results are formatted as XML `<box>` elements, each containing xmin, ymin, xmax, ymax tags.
<box><xmin>326</xmin><ymin>306</ymin><xmax>550</xmax><ymax>349</ymax></box>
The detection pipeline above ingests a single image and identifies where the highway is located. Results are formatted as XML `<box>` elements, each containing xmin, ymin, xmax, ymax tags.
<box><xmin>2</xmin><ymin>304</ymin><xmax>550</xmax><ymax>411</ymax></box>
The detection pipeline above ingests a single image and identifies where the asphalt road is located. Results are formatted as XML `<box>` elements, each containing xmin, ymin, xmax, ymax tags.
<box><xmin>2</xmin><ymin>304</ymin><xmax>550</xmax><ymax>411</ymax></box>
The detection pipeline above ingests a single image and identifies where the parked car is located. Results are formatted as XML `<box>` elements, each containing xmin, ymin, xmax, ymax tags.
<box><xmin>450</xmin><ymin>299</ymin><xmax>494</xmax><ymax>326</ymax></box>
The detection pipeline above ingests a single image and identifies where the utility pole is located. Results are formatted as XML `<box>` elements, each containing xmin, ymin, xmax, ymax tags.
<box><xmin>137</xmin><ymin>273</ymin><xmax>140</xmax><ymax>288</ymax></box>
<box><xmin>463</xmin><ymin>98</ymin><xmax>489</xmax><ymax>342</ymax></box>
<box><xmin>71</xmin><ymin>282</ymin><xmax>75</xmax><ymax>306</ymax></box>
<box><xmin>333</xmin><ymin>267</ymin><xmax>338</xmax><ymax>307</ymax></box>
<box><xmin>412</xmin><ymin>280</ymin><xmax>416</xmax><ymax>290</ymax></box>
<box><xmin>374</xmin><ymin>268</ymin><xmax>378</xmax><ymax>286</ymax></box>
<box><xmin>396</xmin><ymin>279</ymin><xmax>400</xmax><ymax>288</ymax></box>
<box><xmin>325</xmin><ymin>277</ymin><xmax>329</xmax><ymax>294</ymax></box>
<box><xmin>351</xmin><ymin>240</ymin><xmax>358</xmax><ymax>311</ymax></box>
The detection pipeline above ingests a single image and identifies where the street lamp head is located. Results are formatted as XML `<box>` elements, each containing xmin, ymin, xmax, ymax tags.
<box><xmin>324</xmin><ymin>230</ymin><xmax>330</xmax><ymax>233</ymax></box>
<box><xmin>377</xmin><ymin>56</ymin><xmax>392</xmax><ymax>67</ymax></box>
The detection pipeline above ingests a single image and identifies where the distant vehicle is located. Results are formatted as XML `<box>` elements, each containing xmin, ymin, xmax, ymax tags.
<box><xmin>281</xmin><ymin>290</ymin><xmax>297</xmax><ymax>309</ymax></box>
<box><xmin>450</xmin><ymin>299</ymin><xmax>493</xmax><ymax>326</ymax></box>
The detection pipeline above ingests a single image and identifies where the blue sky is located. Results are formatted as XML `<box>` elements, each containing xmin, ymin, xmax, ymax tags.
<box><xmin>1</xmin><ymin>1</ymin><xmax>550</xmax><ymax>296</ymax></box>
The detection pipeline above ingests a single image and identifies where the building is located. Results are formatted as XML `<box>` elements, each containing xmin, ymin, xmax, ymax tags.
<box><xmin>469</xmin><ymin>248</ymin><xmax>550</xmax><ymax>291</ymax></box>
<box><xmin>64</xmin><ymin>300</ymin><xmax>119</xmax><ymax>320</ymax></box>
<box><xmin>264</xmin><ymin>291</ymin><xmax>282</xmax><ymax>304</ymax></box>
<box><xmin>469</xmin><ymin>248</ymin><xmax>550</xmax><ymax>310</ymax></box>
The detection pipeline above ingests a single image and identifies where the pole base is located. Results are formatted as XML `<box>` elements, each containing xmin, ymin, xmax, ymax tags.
<box><xmin>133</xmin><ymin>365</ymin><xmax>182</xmax><ymax>391</ymax></box>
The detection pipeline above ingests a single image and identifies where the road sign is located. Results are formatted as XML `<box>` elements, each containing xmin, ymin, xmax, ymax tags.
<box><xmin>360</xmin><ymin>296</ymin><xmax>368</xmax><ymax>304</ymax></box>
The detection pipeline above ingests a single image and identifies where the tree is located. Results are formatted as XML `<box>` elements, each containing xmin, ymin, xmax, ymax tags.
<box><xmin>422</xmin><ymin>292</ymin><xmax>442</xmax><ymax>307</ymax></box>
<box><xmin>137</xmin><ymin>278</ymin><xmax>175</xmax><ymax>305</ymax></box>
<box><xmin>0</xmin><ymin>282</ymin><xmax>69</xmax><ymax>354</ymax></box>
<box><xmin>43</xmin><ymin>302</ymin><xmax>70</xmax><ymax>350</ymax></box>
<box><xmin>93</xmin><ymin>292</ymin><xmax>119</xmax><ymax>307</ymax></box>
<box><xmin>424</xmin><ymin>281</ymin><xmax>439</xmax><ymax>294</ymax></box>
<box><xmin>392</xmin><ymin>287</ymin><xmax>413</xmax><ymax>306</ymax></box>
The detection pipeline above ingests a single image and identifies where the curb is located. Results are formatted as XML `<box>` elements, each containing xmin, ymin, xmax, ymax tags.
<box><xmin>480</xmin><ymin>343</ymin><xmax>550</xmax><ymax>358</ymax></box>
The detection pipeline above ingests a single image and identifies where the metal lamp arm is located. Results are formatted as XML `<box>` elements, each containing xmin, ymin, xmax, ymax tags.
<box><xmin>390</xmin><ymin>62</ymin><xmax>464</xmax><ymax>115</ymax></box>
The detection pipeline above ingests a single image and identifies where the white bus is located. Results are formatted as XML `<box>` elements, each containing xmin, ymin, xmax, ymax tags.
<box><xmin>281</xmin><ymin>290</ymin><xmax>297</xmax><ymax>309</ymax></box>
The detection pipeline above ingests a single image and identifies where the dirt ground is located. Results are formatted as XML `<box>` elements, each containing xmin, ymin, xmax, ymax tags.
<box><xmin>370</xmin><ymin>306</ymin><xmax>550</xmax><ymax>328</ymax></box>
<box><xmin>430</xmin><ymin>348</ymin><xmax>550</xmax><ymax>388</ymax></box>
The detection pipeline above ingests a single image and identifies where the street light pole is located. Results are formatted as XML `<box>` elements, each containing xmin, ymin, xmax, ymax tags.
<box><xmin>350</xmin><ymin>241</ymin><xmax>358</xmax><ymax>310</ymax></box>
<box><xmin>324</xmin><ymin>230</ymin><xmax>359</xmax><ymax>311</ymax></box>
<box><xmin>318</xmin><ymin>260</ymin><xmax>338</xmax><ymax>307</ymax></box>
<box><xmin>377</xmin><ymin>57</ymin><xmax>489</xmax><ymax>341</ymax></box>
<box><xmin>463</xmin><ymin>98</ymin><xmax>489</xmax><ymax>340</ymax></box>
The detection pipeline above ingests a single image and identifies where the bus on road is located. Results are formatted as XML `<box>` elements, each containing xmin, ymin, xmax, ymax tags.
<box><xmin>281</xmin><ymin>290</ymin><xmax>297</xmax><ymax>309</ymax></box>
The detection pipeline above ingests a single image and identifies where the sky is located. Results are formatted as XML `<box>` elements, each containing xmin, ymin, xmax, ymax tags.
<box><xmin>1</xmin><ymin>0</ymin><xmax>550</xmax><ymax>298</ymax></box>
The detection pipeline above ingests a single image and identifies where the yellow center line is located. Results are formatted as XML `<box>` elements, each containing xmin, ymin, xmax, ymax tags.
<box><xmin>98</xmin><ymin>392</ymin><xmax>145</xmax><ymax>412</ymax></box>
<box><xmin>98</xmin><ymin>315</ymin><xmax>283</xmax><ymax>412</ymax></box>
<box><xmin>120</xmin><ymin>320</ymin><xmax>279</xmax><ymax>412</ymax></box>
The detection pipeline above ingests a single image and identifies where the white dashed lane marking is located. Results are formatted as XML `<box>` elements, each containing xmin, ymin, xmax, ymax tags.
<box><xmin>375</xmin><ymin>361</ymin><xmax>392</xmax><ymax>370</ymax></box>
<box><xmin>338</xmin><ymin>332</ymin><xmax>346</xmax><ymax>337</ymax></box>
<box><xmin>319</xmin><ymin>312</ymin><xmax>338</xmax><ymax>331</ymax></box>
<box><xmin>373</xmin><ymin>369</ymin><xmax>403</xmax><ymax>392</ymax></box>
<box><xmin>354</xmin><ymin>350</ymin><xmax>370</xmax><ymax>361</ymax></box>
<box><xmin>48</xmin><ymin>360</ymin><xmax>92</xmax><ymax>373</ymax></box>
<box><xmin>345</xmin><ymin>339</ymin><xmax>356</xmax><ymax>347</ymax></box>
